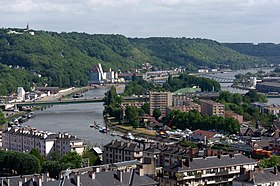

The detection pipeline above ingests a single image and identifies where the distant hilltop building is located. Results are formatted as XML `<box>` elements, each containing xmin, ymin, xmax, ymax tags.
<box><xmin>89</xmin><ymin>63</ymin><xmax>118</xmax><ymax>85</ymax></box>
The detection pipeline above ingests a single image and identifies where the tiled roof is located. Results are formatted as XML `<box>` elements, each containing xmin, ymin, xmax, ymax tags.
<box><xmin>234</xmin><ymin>168</ymin><xmax>280</xmax><ymax>184</ymax></box>
<box><xmin>164</xmin><ymin>154</ymin><xmax>257</xmax><ymax>172</ymax></box>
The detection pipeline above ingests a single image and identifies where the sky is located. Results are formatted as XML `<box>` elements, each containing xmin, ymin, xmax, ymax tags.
<box><xmin>1</xmin><ymin>0</ymin><xmax>280</xmax><ymax>43</ymax></box>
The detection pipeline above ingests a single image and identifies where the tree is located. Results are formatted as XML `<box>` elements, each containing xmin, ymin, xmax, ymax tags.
<box><xmin>259</xmin><ymin>155</ymin><xmax>280</xmax><ymax>168</ymax></box>
<box><xmin>141</xmin><ymin>103</ymin><xmax>150</xmax><ymax>115</ymax></box>
<box><xmin>30</xmin><ymin>148</ymin><xmax>44</xmax><ymax>166</ymax></box>
<box><xmin>0</xmin><ymin>109</ymin><xmax>6</xmax><ymax>125</ymax></box>
<box><xmin>125</xmin><ymin>106</ymin><xmax>140</xmax><ymax>124</ymax></box>
<box><xmin>82</xmin><ymin>150</ymin><xmax>100</xmax><ymax>166</ymax></box>
<box><xmin>153</xmin><ymin>109</ymin><xmax>161</xmax><ymax>120</ymax></box>
<box><xmin>0</xmin><ymin>150</ymin><xmax>41</xmax><ymax>175</ymax></box>
<box><xmin>61</xmin><ymin>152</ymin><xmax>82</xmax><ymax>168</ymax></box>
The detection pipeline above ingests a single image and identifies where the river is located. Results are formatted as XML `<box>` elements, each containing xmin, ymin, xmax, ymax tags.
<box><xmin>24</xmin><ymin>69</ymin><xmax>279</xmax><ymax>146</ymax></box>
<box><xmin>24</xmin><ymin>86</ymin><xmax>124</xmax><ymax>146</ymax></box>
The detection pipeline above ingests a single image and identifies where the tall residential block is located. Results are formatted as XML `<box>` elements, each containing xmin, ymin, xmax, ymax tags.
<box><xmin>200</xmin><ymin>99</ymin><xmax>225</xmax><ymax>117</ymax></box>
<box><xmin>149</xmin><ymin>92</ymin><xmax>172</xmax><ymax>117</ymax></box>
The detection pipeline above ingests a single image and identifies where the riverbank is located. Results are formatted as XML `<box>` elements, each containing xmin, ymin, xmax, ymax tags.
<box><xmin>104</xmin><ymin>116</ymin><xmax>174</xmax><ymax>143</ymax></box>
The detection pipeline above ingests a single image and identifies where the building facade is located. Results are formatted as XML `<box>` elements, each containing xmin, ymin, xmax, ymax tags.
<box><xmin>103</xmin><ymin>140</ymin><xmax>143</xmax><ymax>164</ymax></box>
<box><xmin>2</xmin><ymin>127</ymin><xmax>85</xmax><ymax>156</ymax></box>
<box><xmin>149</xmin><ymin>92</ymin><xmax>172</xmax><ymax>117</ymax></box>
<box><xmin>200</xmin><ymin>99</ymin><xmax>225</xmax><ymax>117</ymax></box>
<box><xmin>159</xmin><ymin>154</ymin><xmax>257</xmax><ymax>186</ymax></box>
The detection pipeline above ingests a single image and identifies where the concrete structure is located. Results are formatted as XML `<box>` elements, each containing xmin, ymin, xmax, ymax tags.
<box><xmin>256</xmin><ymin>82</ymin><xmax>280</xmax><ymax>93</ymax></box>
<box><xmin>250</xmin><ymin>77</ymin><xmax>257</xmax><ymax>88</ymax></box>
<box><xmin>103</xmin><ymin>140</ymin><xmax>143</xmax><ymax>164</ymax></box>
<box><xmin>121</xmin><ymin>101</ymin><xmax>146</xmax><ymax>119</ymax></box>
<box><xmin>233</xmin><ymin>168</ymin><xmax>280</xmax><ymax>186</ymax></box>
<box><xmin>167</xmin><ymin>104</ymin><xmax>201</xmax><ymax>114</ymax></box>
<box><xmin>159</xmin><ymin>154</ymin><xmax>257</xmax><ymax>186</ymax></box>
<box><xmin>89</xmin><ymin>63</ymin><xmax>105</xmax><ymax>85</ymax></box>
<box><xmin>149</xmin><ymin>92</ymin><xmax>172</xmax><ymax>117</ymax></box>
<box><xmin>2</xmin><ymin>127</ymin><xmax>85</xmax><ymax>156</ymax></box>
<box><xmin>225</xmin><ymin>111</ymin><xmax>244</xmax><ymax>124</ymax></box>
<box><xmin>263</xmin><ymin>105</ymin><xmax>280</xmax><ymax>116</ymax></box>
<box><xmin>200</xmin><ymin>99</ymin><xmax>225</xmax><ymax>117</ymax></box>
<box><xmin>17</xmin><ymin>87</ymin><xmax>25</xmax><ymax>101</ymax></box>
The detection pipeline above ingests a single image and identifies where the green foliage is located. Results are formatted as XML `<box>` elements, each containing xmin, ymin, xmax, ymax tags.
<box><xmin>0</xmin><ymin>150</ymin><xmax>41</xmax><ymax>175</ymax></box>
<box><xmin>42</xmin><ymin>152</ymin><xmax>82</xmax><ymax>178</ymax></box>
<box><xmin>164</xmin><ymin>110</ymin><xmax>240</xmax><ymax>134</ymax></box>
<box><xmin>0</xmin><ymin>109</ymin><xmax>6</xmax><ymax>125</ymax></box>
<box><xmin>163</xmin><ymin>73</ymin><xmax>221</xmax><ymax>92</ymax></box>
<box><xmin>218</xmin><ymin>91</ymin><xmax>270</xmax><ymax>123</ymax></box>
<box><xmin>30</xmin><ymin>148</ymin><xmax>45</xmax><ymax>166</ymax></box>
<box><xmin>141</xmin><ymin>103</ymin><xmax>150</xmax><ymax>115</ymax></box>
<box><xmin>224</xmin><ymin>43</ymin><xmax>280</xmax><ymax>64</ymax></box>
<box><xmin>259</xmin><ymin>155</ymin><xmax>280</xmax><ymax>168</ymax></box>
<box><xmin>125</xmin><ymin>106</ymin><xmax>141</xmax><ymax>123</ymax></box>
<box><xmin>82</xmin><ymin>150</ymin><xmax>100</xmax><ymax>166</ymax></box>
<box><xmin>179</xmin><ymin>140</ymin><xmax>198</xmax><ymax>148</ymax></box>
<box><xmin>153</xmin><ymin>109</ymin><xmax>161</xmax><ymax>120</ymax></box>
<box><xmin>61</xmin><ymin>152</ymin><xmax>82</xmax><ymax>168</ymax></box>
<box><xmin>104</xmin><ymin>86</ymin><xmax>122</xmax><ymax>119</ymax></box>
<box><xmin>0</xmin><ymin>28</ymin><xmax>269</xmax><ymax>95</ymax></box>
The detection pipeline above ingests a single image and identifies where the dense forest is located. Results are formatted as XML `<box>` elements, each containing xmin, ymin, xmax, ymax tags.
<box><xmin>0</xmin><ymin>28</ymin><xmax>274</xmax><ymax>95</ymax></box>
<box><xmin>224</xmin><ymin>43</ymin><xmax>280</xmax><ymax>64</ymax></box>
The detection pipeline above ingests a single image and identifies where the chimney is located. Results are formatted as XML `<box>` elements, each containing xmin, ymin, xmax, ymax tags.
<box><xmin>229</xmin><ymin>153</ymin><xmax>235</xmax><ymax>158</ymax></box>
<box><xmin>247</xmin><ymin>170</ymin><xmax>253</xmax><ymax>181</ymax></box>
<box><xmin>38</xmin><ymin>176</ymin><xmax>42</xmax><ymax>186</ymax></box>
<box><xmin>184</xmin><ymin>158</ymin><xmax>190</xmax><ymax>167</ymax></box>
<box><xmin>75</xmin><ymin>173</ymin><xmax>81</xmax><ymax>186</ymax></box>
<box><xmin>7</xmin><ymin>178</ymin><xmax>10</xmax><ymax>186</ymax></box>
<box><xmin>91</xmin><ymin>172</ymin><xmax>96</xmax><ymax>179</ymax></box>
<box><xmin>240</xmin><ymin>167</ymin><xmax>246</xmax><ymax>175</ymax></box>
<box><xmin>217</xmin><ymin>150</ymin><xmax>221</xmax><ymax>159</ymax></box>
<box><xmin>117</xmin><ymin>170</ymin><xmax>123</xmax><ymax>183</ymax></box>
<box><xmin>178</xmin><ymin>156</ymin><xmax>183</xmax><ymax>167</ymax></box>
<box><xmin>128</xmin><ymin>169</ymin><xmax>135</xmax><ymax>186</ymax></box>
<box><xmin>273</xmin><ymin>166</ymin><xmax>279</xmax><ymax>175</ymax></box>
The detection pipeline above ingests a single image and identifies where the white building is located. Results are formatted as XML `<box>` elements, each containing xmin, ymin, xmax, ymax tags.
<box><xmin>250</xmin><ymin>77</ymin><xmax>257</xmax><ymax>88</ymax></box>
<box><xmin>2</xmin><ymin>127</ymin><xmax>85</xmax><ymax>157</ymax></box>
<box><xmin>17</xmin><ymin>87</ymin><xmax>25</xmax><ymax>101</ymax></box>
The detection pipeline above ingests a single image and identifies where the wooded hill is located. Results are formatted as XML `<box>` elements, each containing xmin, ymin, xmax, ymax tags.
<box><xmin>0</xmin><ymin>28</ymin><xmax>274</xmax><ymax>95</ymax></box>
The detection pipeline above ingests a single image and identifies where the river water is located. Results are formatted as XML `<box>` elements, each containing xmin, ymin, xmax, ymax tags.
<box><xmin>24</xmin><ymin>86</ymin><xmax>124</xmax><ymax>146</ymax></box>
<box><xmin>24</xmin><ymin>69</ymin><xmax>280</xmax><ymax>146</ymax></box>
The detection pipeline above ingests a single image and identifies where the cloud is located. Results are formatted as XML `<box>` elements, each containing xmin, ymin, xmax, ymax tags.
<box><xmin>0</xmin><ymin>0</ymin><xmax>280</xmax><ymax>42</ymax></box>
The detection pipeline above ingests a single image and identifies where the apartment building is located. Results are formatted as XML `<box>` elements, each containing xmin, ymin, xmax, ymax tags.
<box><xmin>233</xmin><ymin>167</ymin><xmax>280</xmax><ymax>186</ymax></box>
<box><xmin>121</xmin><ymin>101</ymin><xmax>145</xmax><ymax>119</ymax></box>
<box><xmin>149</xmin><ymin>91</ymin><xmax>172</xmax><ymax>117</ymax></box>
<box><xmin>200</xmin><ymin>99</ymin><xmax>225</xmax><ymax>117</ymax></box>
<box><xmin>225</xmin><ymin>111</ymin><xmax>243</xmax><ymax>124</ymax></box>
<box><xmin>159</xmin><ymin>154</ymin><xmax>257</xmax><ymax>186</ymax></box>
<box><xmin>2</xmin><ymin>127</ymin><xmax>85</xmax><ymax>156</ymax></box>
<box><xmin>103</xmin><ymin>140</ymin><xmax>143</xmax><ymax>164</ymax></box>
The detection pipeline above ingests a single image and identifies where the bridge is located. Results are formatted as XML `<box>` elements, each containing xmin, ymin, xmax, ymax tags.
<box><xmin>15</xmin><ymin>96</ymin><xmax>149</xmax><ymax>108</ymax></box>
<box><xmin>196</xmin><ymin>74</ymin><xmax>234</xmax><ymax>83</ymax></box>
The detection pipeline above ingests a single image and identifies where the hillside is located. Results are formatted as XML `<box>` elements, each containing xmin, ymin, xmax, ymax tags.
<box><xmin>224</xmin><ymin>43</ymin><xmax>280</xmax><ymax>64</ymax></box>
<box><xmin>0</xmin><ymin>28</ymin><xmax>268</xmax><ymax>95</ymax></box>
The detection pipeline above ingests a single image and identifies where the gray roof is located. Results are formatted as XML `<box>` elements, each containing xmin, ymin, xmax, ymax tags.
<box><xmin>164</xmin><ymin>154</ymin><xmax>257</xmax><ymax>172</ymax></box>
<box><xmin>112</xmin><ymin>160</ymin><xmax>141</xmax><ymax>168</ymax></box>
<box><xmin>234</xmin><ymin>168</ymin><xmax>280</xmax><ymax>184</ymax></box>
<box><xmin>104</xmin><ymin>140</ymin><xmax>142</xmax><ymax>152</ymax></box>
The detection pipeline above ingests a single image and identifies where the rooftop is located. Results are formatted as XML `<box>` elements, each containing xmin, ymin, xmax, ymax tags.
<box><xmin>164</xmin><ymin>154</ymin><xmax>257</xmax><ymax>172</ymax></box>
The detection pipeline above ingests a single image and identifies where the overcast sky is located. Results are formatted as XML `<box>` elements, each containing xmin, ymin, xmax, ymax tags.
<box><xmin>1</xmin><ymin>0</ymin><xmax>280</xmax><ymax>43</ymax></box>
